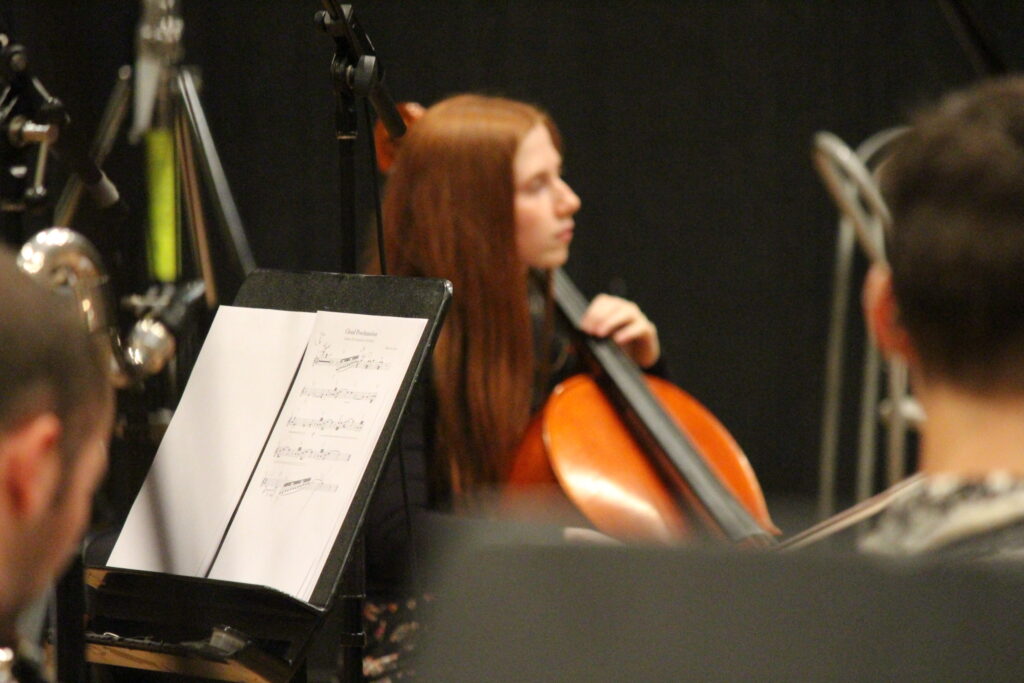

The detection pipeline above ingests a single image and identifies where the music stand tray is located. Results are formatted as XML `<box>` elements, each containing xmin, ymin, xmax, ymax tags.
<box><xmin>85</xmin><ymin>269</ymin><xmax>451</xmax><ymax>682</ymax></box>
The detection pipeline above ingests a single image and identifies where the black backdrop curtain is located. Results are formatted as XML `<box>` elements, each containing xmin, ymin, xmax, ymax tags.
<box><xmin>6</xmin><ymin>1</ymin><xmax>1023</xmax><ymax>514</ymax></box>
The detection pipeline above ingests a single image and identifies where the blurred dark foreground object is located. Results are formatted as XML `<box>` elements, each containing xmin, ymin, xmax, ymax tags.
<box><xmin>419</xmin><ymin>540</ymin><xmax>1024</xmax><ymax>681</ymax></box>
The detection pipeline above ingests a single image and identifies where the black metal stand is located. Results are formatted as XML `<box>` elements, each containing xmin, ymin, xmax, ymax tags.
<box><xmin>293</xmin><ymin>535</ymin><xmax>366</xmax><ymax>683</ymax></box>
<box><xmin>0</xmin><ymin>32</ymin><xmax>79</xmax><ymax>245</ymax></box>
<box><xmin>175</xmin><ymin>67</ymin><xmax>257</xmax><ymax>293</ymax></box>
<box><xmin>316</xmin><ymin>3</ymin><xmax>405</xmax><ymax>274</ymax></box>
<box><xmin>54</xmin><ymin>554</ymin><xmax>87</xmax><ymax>683</ymax></box>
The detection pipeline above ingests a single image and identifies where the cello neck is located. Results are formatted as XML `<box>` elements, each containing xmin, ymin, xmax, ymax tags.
<box><xmin>551</xmin><ymin>268</ymin><xmax>775</xmax><ymax>547</ymax></box>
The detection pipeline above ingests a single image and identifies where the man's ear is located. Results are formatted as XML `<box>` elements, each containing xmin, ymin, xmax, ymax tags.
<box><xmin>863</xmin><ymin>264</ymin><xmax>916</xmax><ymax>362</ymax></box>
<box><xmin>0</xmin><ymin>413</ymin><xmax>62</xmax><ymax>520</ymax></box>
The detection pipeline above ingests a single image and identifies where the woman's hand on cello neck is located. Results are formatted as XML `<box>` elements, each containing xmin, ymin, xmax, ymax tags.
<box><xmin>579</xmin><ymin>293</ymin><xmax>661</xmax><ymax>369</ymax></box>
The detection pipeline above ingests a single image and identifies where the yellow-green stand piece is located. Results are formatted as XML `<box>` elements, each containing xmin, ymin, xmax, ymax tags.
<box><xmin>146</xmin><ymin>127</ymin><xmax>178</xmax><ymax>283</ymax></box>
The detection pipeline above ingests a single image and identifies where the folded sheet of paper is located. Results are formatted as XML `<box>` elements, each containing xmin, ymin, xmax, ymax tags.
<box><xmin>108</xmin><ymin>305</ymin><xmax>427</xmax><ymax>601</ymax></box>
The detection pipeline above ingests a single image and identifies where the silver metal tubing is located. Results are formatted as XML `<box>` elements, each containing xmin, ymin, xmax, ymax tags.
<box><xmin>17</xmin><ymin>227</ymin><xmax>178</xmax><ymax>387</ymax></box>
<box><xmin>884</xmin><ymin>360</ymin><xmax>911</xmax><ymax>487</ymax></box>
<box><xmin>18</xmin><ymin>228</ymin><xmax>131</xmax><ymax>386</ymax></box>
<box><xmin>855</xmin><ymin>126</ymin><xmax>908</xmax><ymax>167</ymax></box>
<box><xmin>812</xmin><ymin>126</ymin><xmax>918</xmax><ymax>518</ymax></box>
<box><xmin>855</xmin><ymin>335</ymin><xmax>882</xmax><ymax>503</ymax></box>
<box><xmin>812</xmin><ymin>131</ymin><xmax>890</xmax><ymax>265</ymax></box>
<box><xmin>816</xmin><ymin>215</ymin><xmax>857</xmax><ymax>519</ymax></box>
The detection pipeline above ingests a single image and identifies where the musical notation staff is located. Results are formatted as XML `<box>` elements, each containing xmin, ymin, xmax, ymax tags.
<box><xmin>273</xmin><ymin>445</ymin><xmax>350</xmax><ymax>462</ymax></box>
<box><xmin>259</xmin><ymin>475</ymin><xmax>340</xmax><ymax>497</ymax></box>
<box><xmin>312</xmin><ymin>352</ymin><xmax>390</xmax><ymax>372</ymax></box>
<box><xmin>286</xmin><ymin>415</ymin><xmax>365</xmax><ymax>433</ymax></box>
<box><xmin>298</xmin><ymin>385</ymin><xmax>378</xmax><ymax>402</ymax></box>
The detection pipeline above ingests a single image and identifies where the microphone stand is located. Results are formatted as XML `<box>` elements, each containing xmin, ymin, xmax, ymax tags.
<box><xmin>0</xmin><ymin>36</ymin><xmax>61</xmax><ymax>244</ymax></box>
<box><xmin>315</xmin><ymin>6</ymin><xmax>405</xmax><ymax>680</ymax></box>
<box><xmin>316</xmin><ymin>2</ymin><xmax>405</xmax><ymax>273</ymax></box>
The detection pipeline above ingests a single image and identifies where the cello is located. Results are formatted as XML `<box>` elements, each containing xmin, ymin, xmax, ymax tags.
<box><xmin>506</xmin><ymin>269</ymin><xmax>779</xmax><ymax>547</ymax></box>
<box><xmin>375</xmin><ymin>105</ymin><xmax>778</xmax><ymax>547</ymax></box>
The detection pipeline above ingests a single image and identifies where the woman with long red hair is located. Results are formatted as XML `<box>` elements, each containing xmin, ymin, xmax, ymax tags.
<box><xmin>363</xmin><ymin>93</ymin><xmax>663</xmax><ymax>678</ymax></box>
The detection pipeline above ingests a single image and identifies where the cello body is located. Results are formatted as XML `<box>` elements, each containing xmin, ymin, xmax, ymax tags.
<box><xmin>504</xmin><ymin>270</ymin><xmax>779</xmax><ymax>547</ymax></box>
<box><xmin>507</xmin><ymin>374</ymin><xmax>778</xmax><ymax>544</ymax></box>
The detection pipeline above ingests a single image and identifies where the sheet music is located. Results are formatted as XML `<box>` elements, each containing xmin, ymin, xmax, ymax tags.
<box><xmin>108</xmin><ymin>306</ymin><xmax>317</xmax><ymax>576</ymax></box>
<box><xmin>208</xmin><ymin>310</ymin><xmax>427</xmax><ymax>600</ymax></box>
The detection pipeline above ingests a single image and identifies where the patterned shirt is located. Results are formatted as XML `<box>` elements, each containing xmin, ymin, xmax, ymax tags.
<box><xmin>859</xmin><ymin>472</ymin><xmax>1024</xmax><ymax>560</ymax></box>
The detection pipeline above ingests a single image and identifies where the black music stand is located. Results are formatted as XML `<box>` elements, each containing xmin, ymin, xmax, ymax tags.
<box><xmin>84</xmin><ymin>269</ymin><xmax>450</xmax><ymax>682</ymax></box>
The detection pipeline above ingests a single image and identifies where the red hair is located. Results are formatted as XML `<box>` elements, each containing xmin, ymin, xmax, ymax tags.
<box><xmin>382</xmin><ymin>94</ymin><xmax>560</xmax><ymax>501</ymax></box>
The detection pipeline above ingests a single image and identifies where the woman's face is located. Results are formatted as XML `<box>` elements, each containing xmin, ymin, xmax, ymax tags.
<box><xmin>513</xmin><ymin>124</ymin><xmax>581</xmax><ymax>269</ymax></box>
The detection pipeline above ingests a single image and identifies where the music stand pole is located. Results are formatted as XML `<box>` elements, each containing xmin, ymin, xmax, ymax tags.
<box><xmin>333</xmin><ymin>59</ymin><xmax>358</xmax><ymax>275</ymax></box>
<box><xmin>53</xmin><ymin>553</ymin><xmax>86</xmax><ymax>683</ymax></box>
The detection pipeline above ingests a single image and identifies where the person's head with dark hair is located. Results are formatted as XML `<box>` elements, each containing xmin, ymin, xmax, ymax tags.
<box><xmin>0</xmin><ymin>246</ymin><xmax>112</xmax><ymax>643</ymax></box>
<box><xmin>865</xmin><ymin>75</ymin><xmax>1024</xmax><ymax>477</ymax></box>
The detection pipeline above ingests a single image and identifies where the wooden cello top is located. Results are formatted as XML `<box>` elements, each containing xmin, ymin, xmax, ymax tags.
<box><xmin>540</xmin><ymin>269</ymin><xmax>777</xmax><ymax>546</ymax></box>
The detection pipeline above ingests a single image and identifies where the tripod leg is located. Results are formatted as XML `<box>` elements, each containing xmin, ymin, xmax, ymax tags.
<box><xmin>53</xmin><ymin>65</ymin><xmax>133</xmax><ymax>228</ymax></box>
<box><xmin>175</xmin><ymin>102</ymin><xmax>218</xmax><ymax>307</ymax></box>
<box><xmin>176</xmin><ymin>69</ymin><xmax>256</xmax><ymax>280</ymax></box>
